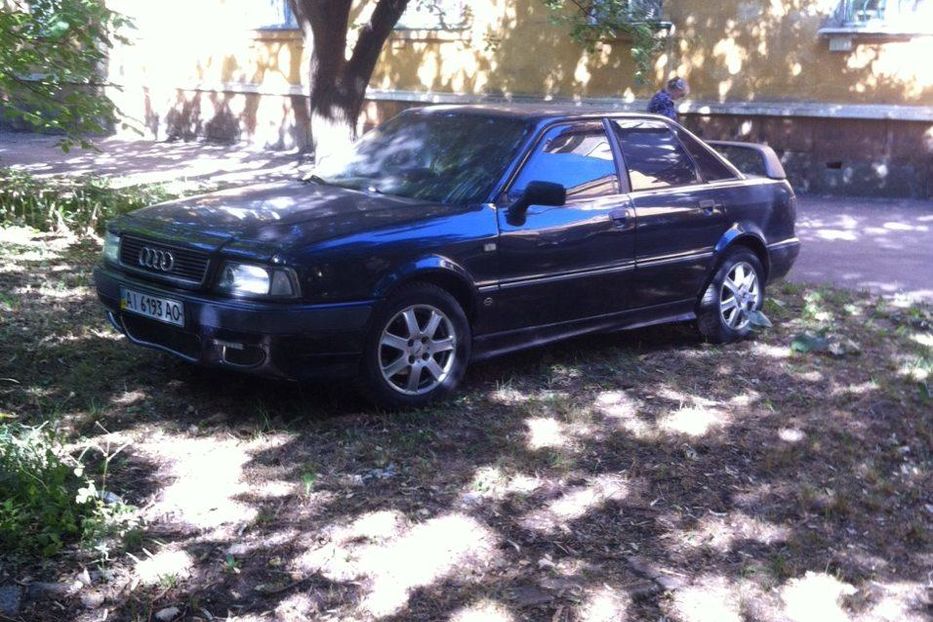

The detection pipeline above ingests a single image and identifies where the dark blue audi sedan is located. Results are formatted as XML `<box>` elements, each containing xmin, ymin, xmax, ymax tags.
<box><xmin>94</xmin><ymin>106</ymin><xmax>800</xmax><ymax>408</ymax></box>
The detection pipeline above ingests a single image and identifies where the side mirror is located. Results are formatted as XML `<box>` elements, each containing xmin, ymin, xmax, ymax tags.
<box><xmin>507</xmin><ymin>181</ymin><xmax>566</xmax><ymax>224</ymax></box>
<box><xmin>706</xmin><ymin>141</ymin><xmax>787</xmax><ymax>180</ymax></box>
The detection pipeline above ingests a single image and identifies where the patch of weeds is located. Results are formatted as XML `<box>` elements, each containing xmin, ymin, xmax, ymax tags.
<box><xmin>794</xmin><ymin>483</ymin><xmax>820</xmax><ymax>515</ymax></box>
<box><xmin>764</xmin><ymin>297</ymin><xmax>789</xmax><ymax>319</ymax></box>
<box><xmin>252</xmin><ymin>505</ymin><xmax>279</xmax><ymax>528</ymax></box>
<box><xmin>801</xmin><ymin>290</ymin><xmax>833</xmax><ymax>325</ymax></box>
<box><xmin>768</xmin><ymin>551</ymin><xmax>792</xmax><ymax>582</ymax></box>
<box><xmin>82</xmin><ymin>499</ymin><xmax>143</xmax><ymax>563</ymax></box>
<box><xmin>0</xmin><ymin>169</ymin><xmax>180</xmax><ymax>234</ymax></box>
<box><xmin>779</xmin><ymin>281</ymin><xmax>804</xmax><ymax>297</ymax></box>
<box><xmin>0</xmin><ymin>421</ymin><xmax>141</xmax><ymax>559</ymax></box>
<box><xmin>544</xmin><ymin>447</ymin><xmax>576</xmax><ymax>472</ymax></box>
<box><xmin>300</xmin><ymin>470</ymin><xmax>318</xmax><ymax>496</ymax></box>
<box><xmin>0</xmin><ymin>423</ymin><xmax>92</xmax><ymax>556</ymax></box>
<box><xmin>824</xmin><ymin>492</ymin><xmax>852</xmax><ymax>521</ymax></box>
<box><xmin>223</xmin><ymin>554</ymin><xmax>241</xmax><ymax>575</ymax></box>
<box><xmin>158</xmin><ymin>572</ymin><xmax>179</xmax><ymax>589</ymax></box>
<box><xmin>900</xmin><ymin>519</ymin><xmax>930</xmax><ymax>546</ymax></box>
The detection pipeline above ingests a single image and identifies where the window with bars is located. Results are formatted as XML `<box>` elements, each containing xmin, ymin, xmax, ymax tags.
<box><xmin>253</xmin><ymin>1</ymin><xmax>468</xmax><ymax>32</ymax></box>
<box><xmin>585</xmin><ymin>0</ymin><xmax>664</xmax><ymax>25</ymax></box>
<box><xmin>395</xmin><ymin>0</ymin><xmax>468</xmax><ymax>30</ymax></box>
<box><xmin>820</xmin><ymin>0</ymin><xmax>933</xmax><ymax>35</ymax></box>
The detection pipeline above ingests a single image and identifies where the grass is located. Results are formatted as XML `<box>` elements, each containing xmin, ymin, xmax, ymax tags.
<box><xmin>0</xmin><ymin>168</ymin><xmax>225</xmax><ymax>234</ymax></box>
<box><xmin>0</xmin><ymin>226</ymin><xmax>929</xmax><ymax>622</ymax></box>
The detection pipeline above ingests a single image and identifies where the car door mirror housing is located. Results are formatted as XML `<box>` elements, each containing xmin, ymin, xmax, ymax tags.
<box><xmin>507</xmin><ymin>181</ymin><xmax>567</xmax><ymax>223</ymax></box>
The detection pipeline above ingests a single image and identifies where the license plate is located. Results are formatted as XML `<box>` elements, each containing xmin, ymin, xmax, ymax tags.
<box><xmin>120</xmin><ymin>288</ymin><xmax>185</xmax><ymax>327</ymax></box>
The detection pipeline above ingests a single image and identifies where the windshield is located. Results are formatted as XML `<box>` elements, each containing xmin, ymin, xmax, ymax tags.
<box><xmin>313</xmin><ymin>111</ymin><xmax>532</xmax><ymax>204</ymax></box>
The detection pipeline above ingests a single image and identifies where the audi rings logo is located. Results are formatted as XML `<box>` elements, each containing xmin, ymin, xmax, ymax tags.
<box><xmin>138</xmin><ymin>247</ymin><xmax>175</xmax><ymax>272</ymax></box>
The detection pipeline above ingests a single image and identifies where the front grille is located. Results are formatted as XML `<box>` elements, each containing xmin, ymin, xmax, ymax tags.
<box><xmin>122</xmin><ymin>315</ymin><xmax>202</xmax><ymax>359</ymax></box>
<box><xmin>120</xmin><ymin>236</ymin><xmax>210</xmax><ymax>284</ymax></box>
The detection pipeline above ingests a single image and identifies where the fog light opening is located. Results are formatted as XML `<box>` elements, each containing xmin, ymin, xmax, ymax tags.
<box><xmin>218</xmin><ymin>341</ymin><xmax>265</xmax><ymax>367</ymax></box>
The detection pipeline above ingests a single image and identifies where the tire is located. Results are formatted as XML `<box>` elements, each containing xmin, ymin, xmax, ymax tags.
<box><xmin>359</xmin><ymin>282</ymin><xmax>471</xmax><ymax>410</ymax></box>
<box><xmin>697</xmin><ymin>247</ymin><xmax>765</xmax><ymax>343</ymax></box>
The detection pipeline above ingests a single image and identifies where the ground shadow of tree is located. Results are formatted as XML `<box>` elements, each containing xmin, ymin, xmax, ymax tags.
<box><xmin>1</xmin><ymin>231</ymin><xmax>929</xmax><ymax>621</ymax></box>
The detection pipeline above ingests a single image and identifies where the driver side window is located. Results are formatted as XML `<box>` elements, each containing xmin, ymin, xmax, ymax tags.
<box><xmin>510</xmin><ymin>122</ymin><xmax>619</xmax><ymax>202</ymax></box>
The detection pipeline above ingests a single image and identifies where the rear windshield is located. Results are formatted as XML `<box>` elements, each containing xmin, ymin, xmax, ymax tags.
<box><xmin>314</xmin><ymin>111</ymin><xmax>532</xmax><ymax>204</ymax></box>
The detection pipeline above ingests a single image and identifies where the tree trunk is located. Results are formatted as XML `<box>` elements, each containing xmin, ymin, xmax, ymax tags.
<box><xmin>290</xmin><ymin>0</ymin><xmax>409</xmax><ymax>163</ymax></box>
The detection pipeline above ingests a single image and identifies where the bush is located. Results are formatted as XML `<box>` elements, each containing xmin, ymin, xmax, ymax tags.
<box><xmin>0</xmin><ymin>422</ymin><xmax>139</xmax><ymax>558</ymax></box>
<box><xmin>0</xmin><ymin>168</ymin><xmax>177</xmax><ymax>233</ymax></box>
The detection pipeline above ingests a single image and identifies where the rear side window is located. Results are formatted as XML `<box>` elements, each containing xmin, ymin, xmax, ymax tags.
<box><xmin>676</xmin><ymin>128</ymin><xmax>739</xmax><ymax>182</ymax></box>
<box><xmin>612</xmin><ymin>120</ymin><xmax>699</xmax><ymax>191</ymax></box>
<box><xmin>510</xmin><ymin>122</ymin><xmax>619</xmax><ymax>201</ymax></box>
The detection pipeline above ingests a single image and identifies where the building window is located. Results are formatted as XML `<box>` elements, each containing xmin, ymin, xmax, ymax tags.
<box><xmin>255</xmin><ymin>0</ymin><xmax>297</xmax><ymax>29</ymax></box>
<box><xmin>395</xmin><ymin>0</ymin><xmax>468</xmax><ymax>30</ymax></box>
<box><xmin>586</xmin><ymin>0</ymin><xmax>663</xmax><ymax>24</ymax></box>
<box><xmin>820</xmin><ymin>0</ymin><xmax>933</xmax><ymax>36</ymax></box>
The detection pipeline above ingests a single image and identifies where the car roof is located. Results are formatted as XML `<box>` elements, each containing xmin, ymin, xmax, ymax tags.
<box><xmin>410</xmin><ymin>103</ymin><xmax>672</xmax><ymax>125</ymax></box>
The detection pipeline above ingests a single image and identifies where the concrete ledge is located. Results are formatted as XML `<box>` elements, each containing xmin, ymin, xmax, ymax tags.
<box><xmin>130</xmin><ymin>82</ymin><xmax>933</xmax><ymax>123</ymax></box>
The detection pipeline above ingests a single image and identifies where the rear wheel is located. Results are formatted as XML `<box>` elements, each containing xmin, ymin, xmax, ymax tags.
<box><xmin>697</xmin><ymin>248</ymin><xmax>764</xmax><ymax>343</ymax></box>
<box><xmin>360</xmin><ymin>283</ymin><xmax>471</xmax><ymax>409</ymax></box>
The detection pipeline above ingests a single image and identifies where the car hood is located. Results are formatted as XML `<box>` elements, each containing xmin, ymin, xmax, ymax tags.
<box><xmin>115</xmin><ymin>181</ymin><xmax>471</xmax><ymax>256</ymax></box>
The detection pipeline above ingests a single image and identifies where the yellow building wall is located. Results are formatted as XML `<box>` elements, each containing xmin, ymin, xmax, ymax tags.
<box><xmin>102</xmin><ymin>0</ymin><xmax>933</xmax><ymax>155</ymax></box>
<box><xmin>370</xmin><ymin>0</ymin><xmax>933</xmax><ymax>105</ymax></box>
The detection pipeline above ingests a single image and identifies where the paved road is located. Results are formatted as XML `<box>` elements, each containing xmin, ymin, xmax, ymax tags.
<box><xmin>791</xmin><ymin>196</ymin><xmax>933</xmax><ymax>304</ymax></box>
<box><xmin>2</xmin><ymin>132</ymin><xmax>931</xmax><ymax>303</ymax></box>
<box><xmin>0</xmin><ymin>132</ymin><xmax>306</xmax><ymax>187</ymax></box>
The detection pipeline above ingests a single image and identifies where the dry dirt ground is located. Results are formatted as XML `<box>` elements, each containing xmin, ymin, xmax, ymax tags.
<box><xmin>0</xmin><ymin>227</ymin><xmax>930</xmax><ymax>622</ymax></box>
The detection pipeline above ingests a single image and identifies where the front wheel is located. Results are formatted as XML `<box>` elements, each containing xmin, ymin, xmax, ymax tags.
<box><xmin>360</xmin><ymin>283</ymin><xmax>471</xmax><ymax>410</ymax></box>
<box><xmin>697</xmin><ymin>248</ymin><xmax>765</xmax><ymax>343</ymax></box>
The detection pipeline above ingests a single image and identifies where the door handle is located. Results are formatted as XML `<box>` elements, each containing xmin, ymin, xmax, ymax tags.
<box><xmin>609</xmin><ymin>208</ymin><xmax>632</xmax><ymax>229</ymax></box>
<box><xmin>698</xmin><ymin>199</ymin><xmax>721</xmax><ymax>215</ymax></box>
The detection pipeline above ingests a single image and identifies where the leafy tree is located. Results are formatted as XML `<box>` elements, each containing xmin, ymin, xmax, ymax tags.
<box><xmin>0</xmin><ymin>0</ymin><xmax>130</xmax><ymax>151</ymax></box>
<box><xmin>540</xmin><ymin>0</ymin><xmax>667</xmax><ymax>84</ymax></box>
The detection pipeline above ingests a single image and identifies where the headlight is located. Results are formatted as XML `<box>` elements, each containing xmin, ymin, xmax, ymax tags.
<box><xmin>103</xmin><ymin>231</ymin><xmax>120</xmax><ymax>265</ymax></box>
<box><xmin>215</xmin><ymin>262</ymin><xmax>299</xmax><ymax>298</ymax></box>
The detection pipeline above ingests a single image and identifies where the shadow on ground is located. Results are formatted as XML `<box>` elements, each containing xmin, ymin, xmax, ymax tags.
<box><xmin>0</xmin><ymin>228</ymin><xmax>929</xmax><ymax>622</ymax></box>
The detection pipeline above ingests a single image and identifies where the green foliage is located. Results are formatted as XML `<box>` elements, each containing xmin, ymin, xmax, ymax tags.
<box><xmin>790</xmin><ymin>331</ymin><xmax>830</xmax><ymax>354</ymax></box>
<box><xmin>0</xmin><ymin>422</ymin><xmax>140</xmax><ymax>558</ymax></box>
<box><xmin>539</xmin><ymin>0</ymin><xmax>667</xmax><ymax>83</ymax></box>
<box><xmin>0</xmin><ymin>168</ymin><xmax>176</xmax><ymax>233</ymax></box>
<box><xmin>0</xmin><ymin>0</ymin><xmax>133</xmax><ymax>150</ymax></box>
<box><xmin>223</xmin><ymin>554</ymin><xmax>241</xmax><ymax>574</ymax></box>
<box><xmin>0</xmin><ymin>422</ymin><xmax>92</xmax><ymax>556</ymax></box>
<box><xmin>300</xmin><ymin>470</ymin><xmax>318</xmax><ymax>496</ymax></box>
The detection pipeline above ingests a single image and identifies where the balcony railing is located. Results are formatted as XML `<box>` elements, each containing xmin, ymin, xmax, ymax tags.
<box><xmin>820</xmin><ymin>0</ymin><xmax>933</xmax><ymax>36</ymax></box>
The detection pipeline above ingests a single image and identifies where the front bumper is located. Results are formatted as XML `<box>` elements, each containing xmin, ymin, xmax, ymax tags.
<box><xmin>94</xmin><ymin>264</ymin><xmax>374</xmax><ymax>380</ymax></box>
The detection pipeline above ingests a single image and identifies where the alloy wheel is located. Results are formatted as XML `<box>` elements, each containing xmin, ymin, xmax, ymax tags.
<box><xmin>379</xmin><ymin>304</ymin><xmax>457</xmax><ymax>395</ymax></box>
<box><xmin>719</xmin><ymin>261</ymin><xmax>761</xmax><ymax>331</ymax></box>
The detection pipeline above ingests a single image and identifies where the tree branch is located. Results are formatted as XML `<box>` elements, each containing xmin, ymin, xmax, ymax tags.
<box><xmin>345</xmin><ymin>0</ymin><xmax>409</xmax><ymax>98</ymax></box>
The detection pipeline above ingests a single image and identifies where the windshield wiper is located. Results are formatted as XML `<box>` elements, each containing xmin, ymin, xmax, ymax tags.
<box><xmin>300</xmin><ymin>173</ymin><xmax>333</xmax><ymax>185</ymax></box>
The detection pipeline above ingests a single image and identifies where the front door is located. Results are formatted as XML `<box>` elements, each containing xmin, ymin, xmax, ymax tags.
<box><xmin>491</xmin><ymin>121</ymin><xmax>636</xmax><ymax>332</ymax></box>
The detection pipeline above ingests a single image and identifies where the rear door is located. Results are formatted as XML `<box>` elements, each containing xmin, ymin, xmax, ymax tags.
<box><xmin>610</xmin><ymin>119</ymin><xmax>738</xmax><ymax>309</ymax></box>
<box><xmin>492</xmin><ymin>120</ymin><xmax>636</xmax><ymax>331</ymax></box>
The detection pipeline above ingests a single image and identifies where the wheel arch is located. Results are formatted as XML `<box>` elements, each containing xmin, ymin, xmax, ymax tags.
<box><xmin>373</xmin><ymin>255</ymin><xmax>479</xmax><ymax>321</ymax></box>
<box><xmin>713</xmin><ymin>224</ymin><xmax>770</xmax><ymax>281</ymax></box>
